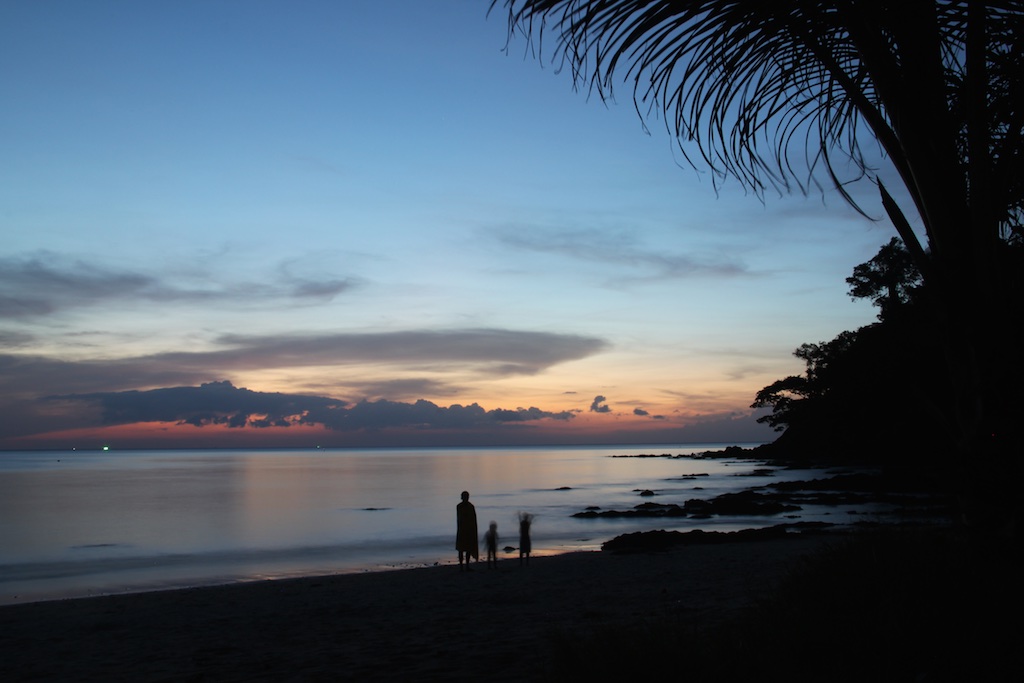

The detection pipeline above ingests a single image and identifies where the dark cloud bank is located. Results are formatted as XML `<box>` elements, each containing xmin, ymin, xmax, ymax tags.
<box><xmin>0</xmin><ymin>324</ymin><xmax>776</xmax><ymax>447</ymax></box>
<box><xmin>0</xmin><ymin>327</ymin><xmax>612</xmax><ymax>446</ymax></box>
<box><xmin>1</xmin><ymin>378</ymin><xmax>775</xmax><ymax>448</ymax></box>
<box><xmin>49</xmin><ymin>381</ymin><xmax>576</xmax><ymax>433</ymax></box>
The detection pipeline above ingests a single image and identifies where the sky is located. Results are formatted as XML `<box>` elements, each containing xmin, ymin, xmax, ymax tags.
<box><xmin>0</xmin><ymin>1</ymin><xmax>906</xmax><ymax>450</ymax></box>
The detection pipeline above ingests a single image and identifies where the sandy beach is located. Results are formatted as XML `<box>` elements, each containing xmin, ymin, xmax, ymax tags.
<box><xmin>0</xmin><ymin>534</ymin><xmax>832</xmax><ymax>682</ymax></box>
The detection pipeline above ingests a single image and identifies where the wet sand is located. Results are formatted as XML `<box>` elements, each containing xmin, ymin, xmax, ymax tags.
<box><xmin>0</xmin><ymin>535</ymin><xmax>832</xmax><ymax>682</ymax></box>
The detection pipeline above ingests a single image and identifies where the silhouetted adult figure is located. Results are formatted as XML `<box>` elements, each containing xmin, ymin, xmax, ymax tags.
<box><xmin>518</xmin><ymin>511</ymin><xmax>533</xmax><ymax>565</ymax></box>
<box><xmin>456</xmin><ymin>490</ymin><xmax>478</xmax><ymax>571</ymax></box>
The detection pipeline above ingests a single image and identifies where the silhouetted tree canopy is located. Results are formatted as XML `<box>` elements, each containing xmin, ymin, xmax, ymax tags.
<box><xmin>751</xmin><ymin>320</ymin><xmax>950</xmax><ymax>463</ymax></box>
<box><xmin>845</xmin><ymin>237</ymin><xmax>922</xmax><ymax>319</ymax></box>
<box><xmin>495</xmin><ymin>3</ymin><xmax>1024</xmax><ymax>489</ymax></box>
<box><xmin>753</xmin><ymin>238</ymin><xmax>1024</xmax><ymax>466</ymax></box>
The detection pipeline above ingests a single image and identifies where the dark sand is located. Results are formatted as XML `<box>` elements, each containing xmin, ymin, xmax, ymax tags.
<box><xmin>0</xmin><ymin>535</ymin><xmax>832</xmax><ymax>682</ymax></box>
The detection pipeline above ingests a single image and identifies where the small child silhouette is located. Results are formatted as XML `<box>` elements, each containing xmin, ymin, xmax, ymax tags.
<box><xmin>484</xmin><ymin>521</ymin><xmax>499</xmax><ymax>569</ymax></box>
<box><xmin>518</xmin><ymin>512</ymin><xmax>533</xmax><ymax>565</ymax></box>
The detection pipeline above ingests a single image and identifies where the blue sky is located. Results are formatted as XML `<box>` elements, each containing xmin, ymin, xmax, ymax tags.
<box><xmin>0</xmin><ymin>1</ymin><xmax>904</xmax><ymax>449</ymax></box>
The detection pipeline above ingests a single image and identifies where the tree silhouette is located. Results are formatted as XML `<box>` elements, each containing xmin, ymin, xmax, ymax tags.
<box><xmin>494</xmin><ymin>2</ymin><xmax>1023</xmax><ymax>505</ymax></box>
<box><xmin>751</xmin><ymin>320</ymin><xmax>950</xmax><ymax>463</ymax></box>
<box><xmin>845</xmin><ymin>237</ymin><xmax>922</xmax><ymax>319</ymax></box>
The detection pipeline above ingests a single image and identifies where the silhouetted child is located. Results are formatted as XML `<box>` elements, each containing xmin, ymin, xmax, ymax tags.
<box><xmin>518</xmin><ymin>511</ymin><xmax>533</xmax><ymax>565</ymax></box>
<box><xmin>484</xmin><ymin>521</ymin><xmax>499</xmax><ymax>569</ymax></box>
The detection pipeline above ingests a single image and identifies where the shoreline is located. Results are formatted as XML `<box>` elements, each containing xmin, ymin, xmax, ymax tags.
<box><xmin>3</xmin><ymin>452</ymin><xmax>949</xmax><ymax>608</ymax></box>
<box><xmin>1</xmin><ymin>534</ymin><xmax>834</xmax><ymax>682</ymax></box>
<box><xmin>0</xmin><ymin>544</ymin><xmax>583</xmax><ymax>608</ymax></box>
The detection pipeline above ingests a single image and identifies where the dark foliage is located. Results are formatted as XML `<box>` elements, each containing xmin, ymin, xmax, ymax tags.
<box><xmin>845</xmin><ymin>236</ymin><xmax>924</xmax><ymax>319</ymax></box>
<box><xmin>752</xmin><ymin>238</ymin><xmax>1024</xmax><ymax>468</ymax></box>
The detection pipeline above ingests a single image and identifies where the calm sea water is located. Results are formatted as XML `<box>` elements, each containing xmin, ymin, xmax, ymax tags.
<box><xmin>0</xmin><ymin>443</ymin><xmax>850</xmax><ymax>604</ymax></box>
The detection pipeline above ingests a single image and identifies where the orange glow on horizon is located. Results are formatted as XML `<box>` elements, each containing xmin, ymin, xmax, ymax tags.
<box><xmin>1</xmin><ymin>405</ymin><xmax>769</xmax><ymax>451</ymax></box>
<box><xmin>1</xmin><ymin>421</ymin><xmax>333</xmax><ymax>451</ymax></box>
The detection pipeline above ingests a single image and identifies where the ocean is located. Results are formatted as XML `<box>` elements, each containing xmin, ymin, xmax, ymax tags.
<box><xmin>0</xmin><ymin>443</ymin><xmax>851</xmax><ymax>604</ymax></box>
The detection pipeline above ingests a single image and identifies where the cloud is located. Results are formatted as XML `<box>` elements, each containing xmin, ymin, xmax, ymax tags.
<box><xmin>0</xmin><ymin>327</ymin><xmax>606</xmax><ymax>441</ymax></box>
<box><xmin>301</xmin><ymin>398</ymin><xmax>574</xmax><ymax>432</ymax></box>
<box><xmin>341</xmin><ymin>378</ymin><xmax>465</xmax><ymax>401</ymax></box>
<box><xmin>0</xmin><ymin>353</ymin><xmax>211</xmax><ymax>399</ymax></box>
<box><xmin>44</xmin><ymin>381</ymin><xmax>575</xmax><ymax>433</ymax></box>
<box><xmin>210</xmin><ymin>329</ymin><xmax>608</xmax><ymax>376</ymax></box>
<box><xmin>281</xmin><ymin>277</ymin><xmax>355</xmax><ymax>300</ymax></box>
<box><xmin>633</xmin><ymin>407</ymin><xmax>666</xmax><ymax>420</ymax></box>
<box><xmin>51</xmin><ymin>380</ymin><xmax>345</xmax><ymax>429</ymax></box>
<box><xmin>0</xmin><ymin>251</ymin><xmax>357</xmax><ymax>319</ymax></box>
<box><xmin>0</xmin><ymin>254</ymin><xmax>155</xmax><ymax>318</ymax></box>
<box><xmin>590</xmin><ymin>395</ymin><xmax>611</xmax><ymax>413</ymax></box>
<box><xmin>490</xmin><ymin>226</ymin><xmax>749</xmax><ymax>280</ymax></box>
<box><xmin>0</xmin><ymin>330</ymin><xmax>35</xmax><ymax>348</ymax></box>
<box><xmin>0</xmin><ymin>329</ymin><xmax>608</xmax><ymax>399</ymax></box>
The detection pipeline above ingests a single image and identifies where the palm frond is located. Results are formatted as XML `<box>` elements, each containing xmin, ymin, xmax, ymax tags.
<box><xmin>492</xmin><ymin>0</ymin><xmax>1024</xmax><ymax>261</ymax></box>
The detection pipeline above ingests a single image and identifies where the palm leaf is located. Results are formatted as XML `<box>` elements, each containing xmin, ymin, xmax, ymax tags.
<box><xmin>492</xmin><ymin>1</ymin><xmax>1024</xmax><ymax>261</ymax></box>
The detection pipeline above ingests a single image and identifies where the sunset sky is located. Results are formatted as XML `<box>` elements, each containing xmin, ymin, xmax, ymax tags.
<box><xmin>0</xmin><ymin>1</ymin><xmax>909</xmax><ymax>450</ymax></box>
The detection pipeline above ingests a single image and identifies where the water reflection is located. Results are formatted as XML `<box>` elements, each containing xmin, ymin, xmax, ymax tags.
<box><xmin>1</xmin><ymin>444</ymin><xmax>785</xmax><ymax>603</ymax></box>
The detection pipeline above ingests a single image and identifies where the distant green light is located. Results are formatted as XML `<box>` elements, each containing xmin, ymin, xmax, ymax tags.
<box><xmin>102</xmin><ymin>445</ymin><xmax>110</xmax><ymax>451</ymax></box>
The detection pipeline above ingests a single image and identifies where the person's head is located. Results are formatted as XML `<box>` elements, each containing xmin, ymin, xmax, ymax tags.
<box><xmin>461</xmin><ymin>491</ymin><xmax>469</xmax><ymax>502</ymax></box>
<box><xmin>489</xmin><ymin>521</ymin><xmax>497</xmax><ymax>530</ymax></box>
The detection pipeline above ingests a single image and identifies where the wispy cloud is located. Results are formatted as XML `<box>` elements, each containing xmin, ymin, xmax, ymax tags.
<box><xmin>0</xmin><ymin>353</ymin><xmax>209</xmax><ymax>398</ymax></box>
<box><xmin>0</xmin><ymin>330</ymin><xmax>35</xmax><ymax>347</ymax></box>
<box><xmin>489</xmin><ymin>226</ymin><xmax>750</xmax><ymax>280</ymax></box>
<box><xmin>0</xmin><ymin>253</ymin><xmax>155</xmax><ymax>318</ymax></box>
<box><xmin>339</xmin><ymin>377</ymin><xmax>465</xmax><ymax>401</ymax></box>
<box><xmin>213</xmin><ymin>329</ymin><xmax>609</xmax><ymax>376</ymax></box>
<box><xmin>0</xmin><ymin>251</ymin><xmax>357</xmax><ymax>319</ymax></box>
<box><xmin>1</xmin><ymin>328</ymin><xmax>608</xmax><ymax>397</ymax></box>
